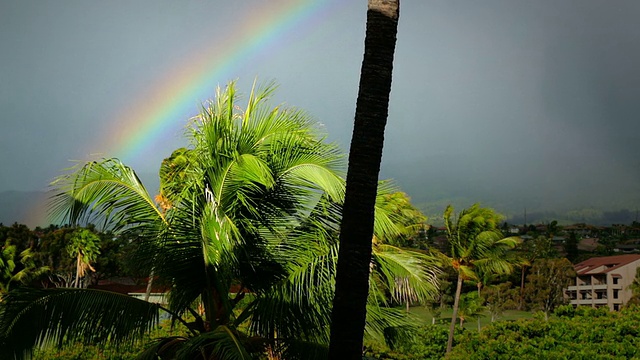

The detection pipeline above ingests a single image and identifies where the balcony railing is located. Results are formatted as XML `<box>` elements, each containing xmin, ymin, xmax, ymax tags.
<box><xmin>570</xmin><ymin>298</ymin><xmax>609</xmax><ymax>305</ymax></box>
<box><xmin>566</xmin><ymin>284</ymin><xmax>608</xmax><ymax>291</ymax></box>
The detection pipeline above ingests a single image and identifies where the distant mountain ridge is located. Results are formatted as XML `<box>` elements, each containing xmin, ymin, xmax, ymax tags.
<box><xmin>380</xmin><ymin>160</ymin><xmax>640</xmax><ymax>227</ymax></box>
<box><xmin>1</xmin><ymin>179</ymin><xmax>638</xmax><ymax>228</ymax></box>
<box><xmin>0</xmin><ymin>172</ymin><xmax>160</xmax><ymax>228</ymax></box>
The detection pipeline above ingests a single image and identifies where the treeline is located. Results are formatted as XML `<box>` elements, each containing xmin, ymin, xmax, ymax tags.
<box><xmin>399</xmin><ymin>219</ymin><xmax>626</xmax><ymax>334</ymax></box>
<box><xmin>418</xmin><ymin>201</ymin><xmax>640</xmax><ymax>227</ymax></box>
<box><xmin>0</xmin><ymin>222</ymin><xmax>137</xmax><ymax>293</ymax></box>
<box><xmin>509</xmin><ymin>208</ymin><xmax>640</xmax><ymax>227</ymax></box>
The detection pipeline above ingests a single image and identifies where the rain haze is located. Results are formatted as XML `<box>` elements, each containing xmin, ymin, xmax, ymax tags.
<box><xmin>1</xmin><ymin>0</ymin><xmax>639</xmax><ymax>226</ymax></box>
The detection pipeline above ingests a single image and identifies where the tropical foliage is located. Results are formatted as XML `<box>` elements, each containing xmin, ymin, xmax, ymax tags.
<box><xmin>449</xmin><ymin>305</ymin><xmax>640</xmax><ymax>359</ymax></box>
<box><xmin>523</xmin><ymin>258</ymin><xmax>576</xmax><ymax>318</ymax></box>
<box><xmin>0</xmin><ymin>81</ymin><xmax>438</xmax><ymax>359</ymax></box>
<box><xmin>364</xmin><ymin>324</ymin><xmax>460</xmax><ymax>360</ymax></box>
<box><xmin>0</xmin><ymin>240</ymin><xmax>49</xmax><ymax>294</ymax></box>
<box><xmin>627</xmin><ymin>266</ymin><xmax>640</xmax><ymax>305</ymax></box>
<box><xmin>440</xmin><ymin>204</ymin><xmax>521</xmax><ymax>353</ymax></box>
<box><xmin>482</xmin><ymin>281</ymin><xmax>518</xmax><ymax>322</ymax></box>
<box><xmin>364</xmin><ymin>306</ymin><xmax>640</xmax><ymax>359</ymax></box>
<box><xmin>66</xmin><ymin>228</ymin><xmax>101</xmax><ymax>288</ymax></box>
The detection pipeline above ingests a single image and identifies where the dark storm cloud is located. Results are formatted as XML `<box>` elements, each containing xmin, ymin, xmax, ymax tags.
<box><xmin>382</xmin><ymin>0</ymin><xmax>640</xmax><ymax>214</ymax></box>
<box><xmin>1</xmin><ymin>0</ymin><xmax>640</xmax><ymax>226</ymax></box>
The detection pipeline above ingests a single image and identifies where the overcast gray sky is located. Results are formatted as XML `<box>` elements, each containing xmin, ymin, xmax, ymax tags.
<box><xmin>2</xmin><ymin>0</ymin><xmax>640</xmax><ymax>222</ymax></box>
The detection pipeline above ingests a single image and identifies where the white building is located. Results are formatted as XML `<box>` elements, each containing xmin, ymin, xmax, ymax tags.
<box><xmin>565</xmin><ymin>254</ymin><xmax>640</xmax><ymax>311</ymax></box>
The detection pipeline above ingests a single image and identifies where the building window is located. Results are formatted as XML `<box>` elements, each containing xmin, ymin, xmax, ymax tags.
<box><xmin>614</xmin><ymin>290</ymin><xmax>619</xmax><ymax>299</ymax></box>
<box><xmin>614</xmin><ymin>304</ymin><xmax>620</xmax><ymax>311</ymax></box>
<box><xmin>613</xmin><ymin>277</ymin><xmax>619</xmax><ymax>285</ymax></box>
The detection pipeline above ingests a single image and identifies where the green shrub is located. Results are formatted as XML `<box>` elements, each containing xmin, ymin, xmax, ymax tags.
<box><xmin>365</xmin><ymin>325</ymin><xmax>463</xmax><ymax>360</ymax></box>
<box><xmin>448</xmin><ymin>307</ymin><xmax>640</xmax><ymax>359</ymax></box>
<box><xmin>33</xmin><ymin>317</ymin><xmax>190</xmax><ymax>359</ymax></box>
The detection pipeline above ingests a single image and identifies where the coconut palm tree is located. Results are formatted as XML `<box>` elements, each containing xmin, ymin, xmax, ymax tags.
<box><xmin>0</xmin><ymin>81</ymin><xmax>437</xmax><ymax>360</ymax></box>
<box><xmin>442</xmin><ymin>204</ymin><xmax>521</xmax><ymax>353</ymax></box>
<box><xmin>329</xmin><ymin>0</ymin><xmax>401</xmax><ymax>358</ymax></box>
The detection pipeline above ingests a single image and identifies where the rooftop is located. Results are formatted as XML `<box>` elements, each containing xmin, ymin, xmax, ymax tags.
<box><xmin>574</xmin><ymin>254</ymin><xmax>640</xmax><ymax>275</ymax></box>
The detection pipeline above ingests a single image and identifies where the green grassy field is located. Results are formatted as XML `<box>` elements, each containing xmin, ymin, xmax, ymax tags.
<box><xmin>406</xmin><ymin>306</ymin><xmax>533</xmax><ymax>330</ymax></box>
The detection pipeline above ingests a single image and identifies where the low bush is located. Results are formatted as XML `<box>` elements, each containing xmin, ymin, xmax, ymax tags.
<box><xmin>33</xmin><ymin>317</ymin><xmax>190</xmax><ymax>360</ymax></box>
<box><xmin>448</xmin><ymin>306</ymin><xmax>640</xmax><ymax>359</ymax></box>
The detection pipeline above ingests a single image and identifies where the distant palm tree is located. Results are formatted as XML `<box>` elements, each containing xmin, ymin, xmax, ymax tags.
<box><xmin>0</xmin><ymin>81</ymin><xmax>437</xmax><ymax>360</ymax></box>
<box><xmin>329</xmin><ymin>0</ymin><xmax>401</xmax><ymax>358</ymax></box>
<box><xmin>442</xmin><ymin>204</ymin><xmax>521</xmax><ymax>353</ymax></box>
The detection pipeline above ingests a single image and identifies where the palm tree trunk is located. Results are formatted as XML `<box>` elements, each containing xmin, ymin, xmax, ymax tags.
<box><xmin>477</xmin><ymin>283</ymin><xmax>482</xmax><ymax>332</ymax></box>
<box><xmin>75</xmin><ymin>253</ymin><xmax>81</xmax><ymax>288</ymax></box>
<box><xmin>328</xmin><ymin>1</ymin><xmax>399</xmax><ymax>359</ymax></box>
<box><xmin>144</xmin><ymin>268</ymin><xmax>155</xmax><ymax>302</ymax></box>
<box><xmin>519</xmin><ymin>265</ymin><xmax>526</xmax><ymax>310</ymax></box>
<box><xmin>447</xmin><ymin>275</ymin><xmax>463</xmax><ymax>353</ymax></box>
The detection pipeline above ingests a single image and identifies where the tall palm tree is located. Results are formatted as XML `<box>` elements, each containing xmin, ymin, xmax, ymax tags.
<box><xmin>0</xmin><ymin>81</ymin><xmax>437</xmax><ymax>360</ymax></box>
<box><xmin>329</xmin><ymin>0</ymin><xmax>400</xmax><ymax>358</ymax></box>
<box><xmin>442</xmin><ymin>204</ymin><xmax>521</xmax><ymax>353</ymax></box>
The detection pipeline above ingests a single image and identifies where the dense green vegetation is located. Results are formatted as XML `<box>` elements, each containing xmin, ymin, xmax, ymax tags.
<box><xmin>0</xmin><ymin>82</ymin><xmax>439</xmax><ymax>360</ymax></box>
<box><xmin>32</xmin><ymin>305</ymin><xmax>640</xmax><ymax>359</ymax></box>
<box><xmin>2</xmin><ymin>200</ymin><xmax>639</xmax><ymax>359</ymax></box>
<box><xmin>0</xmin><ymin>82</ymin><xmax>638</xmax><ymax>359</ymax></box>
<box><xmin>32</xmin><ymin>319</ymin><xmax>191</xmax><ymax>360</ymax></box>
<box><xmin>449</xmin><ymin>305</ymin><xmax>640</xmax><ymax>359</ymax></box>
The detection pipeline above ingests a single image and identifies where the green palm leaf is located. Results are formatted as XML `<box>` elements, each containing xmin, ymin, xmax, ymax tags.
<box><xmin>0</xmin><ymin>288</ymin><xmax>159</xmax><ymax>359</ymax></box>
<box><xmin>372</xmin><ymin>244</ymin><xmax>440</xmax><ymax>305</ymax></box>
<box><xmin>50</xmin><ymin>158</ymin><xmax>165</xmax><ymax>233</ymax></box>
<box><xmin>174</xmin><ymin>325</ymin><xmax>254</xmax><ymax>360</ymax></box>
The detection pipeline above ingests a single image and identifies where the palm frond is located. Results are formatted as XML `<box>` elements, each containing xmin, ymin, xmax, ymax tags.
<box><xmin>49</xmin><ymin>159</ymin><xmax>165</xmax><ymax>232</ymax></box>
<box><xmin>136</xmin><ymin>336</ymin><xmax>188</xmax><ymax>360</ymax></box>
<box><xmin>0</xmin><ymin>288</ymin><xmax>159</xmax><ymax>359</ymax></box>
<box><xmin>275</xmin><ymin>338</ymin><xmax>329</xmax><ymax>360</ymax></box>
<box><xmin>245</xmin><ymin>240</ymin><xmax>336</xmax><ymax>343</ymax></box>
<box><xmin>372</xmin><ymin>244</ymin><xmax>440</xmax><ymax>305</ymax></box>
<box><xmin>363</xmin><ymin>304</ymin><xmax>417</xmax><ymax>344</ymax></box>
<box><xmin>174</xmin><ymin>325</ymin><xmax>255</xmax><ymax>360</ymax></box>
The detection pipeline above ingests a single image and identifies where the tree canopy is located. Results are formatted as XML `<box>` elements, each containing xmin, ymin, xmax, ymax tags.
<box><xmin>0</xmin><ymin>81</ymin><xmax>438</xmax><ymax>360</ymax></box>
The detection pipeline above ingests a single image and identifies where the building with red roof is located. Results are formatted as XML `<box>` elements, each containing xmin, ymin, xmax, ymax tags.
<box><xmin>565</xmin><ymin>254</ymin><xmax>640</xmax><ymax>311</ymax></box>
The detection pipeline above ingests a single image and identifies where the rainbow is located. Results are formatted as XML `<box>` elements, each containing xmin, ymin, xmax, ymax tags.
<box><xmin>31</xmin><ymin>0</ymin><xmax>351</xmax><ymax>227</ymax></box>
<box><xmin>98</xmin><ymin>0</ymin><xmax>345</xmax><ymax>164</ymax></box>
